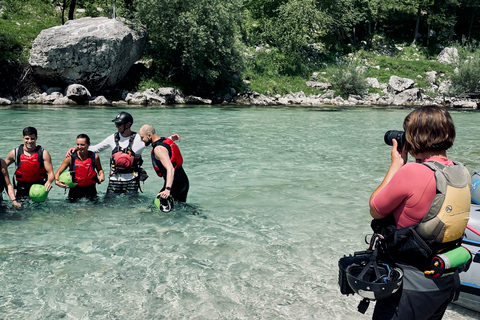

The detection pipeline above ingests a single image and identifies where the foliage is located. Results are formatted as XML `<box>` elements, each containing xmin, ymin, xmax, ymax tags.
<box><xmin>328</xmin><ymin>60</ymin><xmax>368</xmax><ymax>97</ymax></box>
<box><xmin>449</xmin><ymin>53</ymin><xmax>480</xmax><ymax>95</ymax></box>
<box><xmin>134</xmin><ymin>0</ymin><xmax>244</xmax><ymax>95</ymax></box>
<box><xmin>248</xmin><ymin>75</ymin><xmax>321</xmax><ymax>96</ymax></box>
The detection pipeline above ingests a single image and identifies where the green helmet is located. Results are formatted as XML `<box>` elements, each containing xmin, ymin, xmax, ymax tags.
<box><xmin>59</xmin><ymin>171</ymin><xmax>77</xmax><ymax>188</ymax></box>
<box><xmin>29</xmin><ymin>184</ymin><xmax>48</xmax><ymax>202</ymax></box>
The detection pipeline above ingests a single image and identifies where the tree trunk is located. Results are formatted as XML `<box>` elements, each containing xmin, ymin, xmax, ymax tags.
<box><xmin>413</xmin><ymin>6</ymin><xmax>421</xmax><ymax>45</ymax></box>
<box><xmin>68</xmin><ymin>0</ymin><xmax>76</xmax><ymax>21</ymax></box>
<box><xmin>61</xmin><ymin>0</ymin><xmax>67</xmax><ymax>24</ymax></box>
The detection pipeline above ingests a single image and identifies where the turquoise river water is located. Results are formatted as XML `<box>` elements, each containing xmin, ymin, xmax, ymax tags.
<box><xmin>0</xmin><ymin>105</ymin><xmax>479</xmax><ymax>319</ymax></box>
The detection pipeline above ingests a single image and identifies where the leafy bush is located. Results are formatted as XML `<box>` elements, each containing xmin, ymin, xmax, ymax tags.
<box><xmin>329</xmin><ymin>60</ymin><xmax>368</xmax><ymax>97</ymax></box>
<box><xmin>449</xmin><ymin>52</ymin><xmax>480</xmax><ymax>96</ymax></box>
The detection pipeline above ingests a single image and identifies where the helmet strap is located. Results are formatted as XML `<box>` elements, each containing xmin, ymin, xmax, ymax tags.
<box><xmin>357</xmin><ymin>298</ymin><xmax>370</xmax><ymax>314</ymax></box>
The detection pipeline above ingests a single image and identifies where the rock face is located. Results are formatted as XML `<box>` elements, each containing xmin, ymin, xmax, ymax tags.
<box><xmin>29</xmin><ymin>17</ymin><xmax>147</xmax><ymax>90</ymax></box>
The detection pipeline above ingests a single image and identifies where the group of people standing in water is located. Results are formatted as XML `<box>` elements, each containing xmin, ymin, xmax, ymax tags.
<box><xmin>0</xmin><ymin>111</ymin><xmax>189</xmax><ymax>208</ymax></box>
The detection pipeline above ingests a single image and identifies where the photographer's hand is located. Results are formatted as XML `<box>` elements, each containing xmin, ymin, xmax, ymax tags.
<box><xmin>391</xmin><ymin>139</ymin><xmax>407</xmax><ymax>167</ymax></box>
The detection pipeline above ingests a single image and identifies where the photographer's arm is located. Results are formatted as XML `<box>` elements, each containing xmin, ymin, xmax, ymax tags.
<box><xmin>369</xmin><ymin>139</ymin><xmax>407</xmax><ymax>219</ymax></box>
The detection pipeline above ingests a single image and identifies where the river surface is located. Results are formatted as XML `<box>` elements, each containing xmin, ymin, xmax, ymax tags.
<box><xmin>0</xmin><ymin>105</ymin><xmax>479</xmax><ymax>319</ymax></box>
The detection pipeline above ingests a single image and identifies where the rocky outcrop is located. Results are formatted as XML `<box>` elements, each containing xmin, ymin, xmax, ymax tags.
<box><xmin>29</xmin><ymin>17</ymin><xmax>147</xmax><ymax>90</ymax></box>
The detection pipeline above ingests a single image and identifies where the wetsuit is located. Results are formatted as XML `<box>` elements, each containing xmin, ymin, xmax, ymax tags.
<box><xmin>151</xmin><ymin>137</ymin><xmax>189</xmax><ymax>202</ymax></box>
<box><xmin>14</xmin><ymin>145</ymin><xmax>47</xmax><ymax>199</ymax></box>
<box><xmin>68</xmin><ymin>151</ymin><xmax>99</xmax><ymax>201</ymax></box>
<box><xmin>370</xmin><ymin>156</ymin><xmax>470</xmax><ymax>320</ymax></box>
<box><xmin>0</xmin><ymin>173</ymin><xmax>5</xmax><ymax>205</ymax></box>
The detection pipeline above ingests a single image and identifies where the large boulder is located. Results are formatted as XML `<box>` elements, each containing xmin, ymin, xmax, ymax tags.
<box><xmin>29</xmin><ymin>17</ymin><xmax>147</xmax><ymax>90</ymax></box>
<box><xmin>437</xmin><ymin>47</ymin><xmax>459</xmax><ymax>65</ymax></box>
<box><xmin>388</xmin><ymin>76</ymin><xmax>415</xmax><ymax>93</ymax></box>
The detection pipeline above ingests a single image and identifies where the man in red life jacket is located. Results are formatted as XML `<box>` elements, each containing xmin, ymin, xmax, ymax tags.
<box><xmin>139</xmin><ymin>124</ymin><xmax>189</xmax><ymax>202</ymax></box>
<box><xmin>5</xmin><ymin>127</ymin><xmax>55</xmax><ymax>201</ymax></box>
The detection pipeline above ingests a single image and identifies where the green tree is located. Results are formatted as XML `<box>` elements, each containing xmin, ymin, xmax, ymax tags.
<box><xmin>135</xmin><ymin>0</ymin><xmax>244</xmax><ymax>94</ymax></box>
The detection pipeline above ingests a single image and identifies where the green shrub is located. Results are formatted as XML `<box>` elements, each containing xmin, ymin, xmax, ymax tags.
<box><xmin>449</xmin><ymin>53</ymin><xmax>480</xmax><ymax>96</ymax></box>
<box><xmin>329</xmin><ymin>60</ymin><xmax>368</xmax><ymax>97</ymax></box>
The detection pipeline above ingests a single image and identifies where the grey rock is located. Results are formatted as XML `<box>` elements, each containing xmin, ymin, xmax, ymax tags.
<box><xmin>393</xmin><ymin>88</ymin><xmax>423</xmax><ymax>105</ymax></box>
<box><xmin>425</xmin><ymin>71</ymin><xmax>437</xmax><ymax>85</ymax></box>
<box><xmin>89</xmin><ymin>95</ymin><xmax>111</xmax><ymax>106</ymax></box>
<box><xmin>437</xmin><ymin>47</ymin><xmax>459</xmax><ymax>65</ymax></box>
<box><xmin>306</xmin><ymin>81</ymin><xmax>331</xmax><ymax>90</ymax></box>
<box><xmin>185</xmin><ymin>95</ymin><xmax>213</xmax><ymax>105</ymax></box>
<box><xmin>29</xmin><ymin>17</ymin><xmax>147</xmax><ymax>90</ymax></box>
<box><xmin>366</xmin><ymin>77</ymin><xmax>380</xmax><ymax>88</ymax></box>
<box><xmin>388</xmin><ymin>76</ymin><xmax>415</xmax><ymax>93</ymax></box>
<box><xmin>64</xmin><ymin>84</ymin><xmax>91</xmax><ymax>103</ymax></box>
<box><xmin>0</xmin><ymin>97</ymin><xmax>12</xmax><ymax>105</ymax></box>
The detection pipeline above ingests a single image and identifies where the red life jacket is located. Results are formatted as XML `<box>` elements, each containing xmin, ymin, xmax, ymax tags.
<box><xmin>111</xmin><ymin>132</ymin><xmax>143</xmax><ymax>173</ymax></box>
<box><xmin>70</xmin><ymin>151</ymin><xmax>98</xmax><ymax>187</ymax></box>
<box><xmin>151</xmin><ymin>137</ymin><xmax>183</xmax><ymax>177</ymax></box>
<box><xmin>15</xmin><ymin>145</ymin><xmax>47</xmax><ymax>183</ymax></box>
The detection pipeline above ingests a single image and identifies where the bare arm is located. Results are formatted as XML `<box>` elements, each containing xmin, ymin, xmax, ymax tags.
<box><xmin>42</xmin><ymin>150</ymin><xmax>55</xmax><ymax>192</ymax></box>
<box><xmin>4</xmin><ymin>149</ymin><xmax>15</xmax><ymax>167</ymax></box>
<box><xmin>369</xmin><ymin>139</ymin><xmax>407</xmax><ymax>219</ymax></box>
<box><xmin>54</xmin><ymin>156</ymin><xmax>72</xmax><ymax>189</ymax></box>
<box><xmin>95</xmin><ymin>154</ymin><xmax>105</xmax><ymax>183</ymax></box>
<box><xmin>155</xmin><ymin>145</ymin><xmax>175</xmax><ymax>199</ymax></box>
<box><xmin>1</xmin><ymin>159</ymin><xmax>21</xmax><ymax>207</ymax></box>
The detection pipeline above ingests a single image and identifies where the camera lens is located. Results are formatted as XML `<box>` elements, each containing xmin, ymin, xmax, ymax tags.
<box><xmin>384</xmin><ymin>130</ymin><xmax>406</xmax><ymax>148</ymax></box>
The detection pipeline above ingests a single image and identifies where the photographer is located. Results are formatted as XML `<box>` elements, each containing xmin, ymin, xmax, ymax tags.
<box><xmin>369</xmin><ymin>106</ymin><xmax>471</xmax><ymax>319</ymax></box>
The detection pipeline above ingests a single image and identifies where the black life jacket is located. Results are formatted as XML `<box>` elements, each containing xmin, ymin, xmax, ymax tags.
<box><xmin>0</xmin><ymin>168</ymin><xmax>5</xmax><ymax>193</ymax></box>
<box><xmin>372</xmin><ymin>161</ymin><xmax>471</xmax><ymax>270</ymax></box>
<box><xmin>151</xmin><ymin>137</ymin><xmax>183</xmax><ymax>178</ymax></box>
<box><xmin>110</xmin><ymin>132</ymin><xmax>143</xmax><ymax>173</ymax></box>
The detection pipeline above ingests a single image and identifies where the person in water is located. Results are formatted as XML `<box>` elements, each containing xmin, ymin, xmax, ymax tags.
<box><xmin>67</xmin><ymin>112</ymin><xmax>179</xmax><ymax>197</ymax></box>
<box><xmin>0</xmin><ymin>158</ymin><xmax>21</xmax><ymax>208</ymax></box>
<box><xmin>139</xmin><ymin>124</ymin><xmax>189</xmax><ymax>202</ymax></box>
<box><xmin>55</xmin><ymin>134</ymin><xmax>105</xmax><ymax>201</ymax></box>
<box><xmin>369</xmin><ymin>106</ymin><xmax>471</xmax><ymax>319</ymax></box>
<box><xmin>4</xmin><ymin>127</ymin><xmax>55</xmax><ymax>201</ymax></box>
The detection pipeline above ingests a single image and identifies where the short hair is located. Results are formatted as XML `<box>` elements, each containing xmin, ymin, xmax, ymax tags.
<box><xmin>76</xmin><ymin>133</ymin><xmax>90</xmax><ymax>144</ymax></box>
<box><xmin>139</xmin><ymin>124</ymin><xmax>156</xmax><ymax>135</ymax></box>
<box><xmin>23</xmin><ymin>127</ymin><xmax>38</xmax><ymax>137</ymax></box>
<box><xmin>403</xmin><ymin>106</ymin><xmax>455</xmax><ymax>155</ymax></box>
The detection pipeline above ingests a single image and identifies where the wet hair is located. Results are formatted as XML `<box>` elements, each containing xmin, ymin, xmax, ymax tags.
<box><xmin>403</xmin><ymin>106</ymin><xmax>455</xmax><ymax>155</ymax></box>
<box><xmin>76</xmin><ymin>133</ymin><xmax>90</xmax><ymax>145</ymax></box>
<box><xmin>23</xmin><ymin>127</ymin><xmax>38</xmax><ymax>137</ymax></box>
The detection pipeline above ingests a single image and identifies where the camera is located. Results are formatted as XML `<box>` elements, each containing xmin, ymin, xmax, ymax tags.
<box><xmin>384</xmin><ymin>130</ymin><xmax>406</xmax><ymax>149</ymax></box>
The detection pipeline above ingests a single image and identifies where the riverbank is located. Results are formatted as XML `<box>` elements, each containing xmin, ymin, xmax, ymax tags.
<box><xmin>0</xmin><ymin>82</ymin><xmax>478</xmax><ymax>109</ymax></box>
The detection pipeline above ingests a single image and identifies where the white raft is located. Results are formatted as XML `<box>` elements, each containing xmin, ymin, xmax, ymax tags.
<box><xmin>454</xmin><ymin>204</ymin><xmax>480</xmax><ymax>312</ymax></box>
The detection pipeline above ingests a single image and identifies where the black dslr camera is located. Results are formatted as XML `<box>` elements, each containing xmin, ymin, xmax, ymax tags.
<box><xmin>384</xmin><ymin>130</ymin><xmax>406</xmax><ymax>149</ymax></box>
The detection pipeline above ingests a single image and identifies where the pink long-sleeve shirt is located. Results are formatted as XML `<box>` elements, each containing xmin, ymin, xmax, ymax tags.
<box><xmin>371</xmin><ymin>156</ymin><xmax>454</xmax><ymax>228</ymax></box>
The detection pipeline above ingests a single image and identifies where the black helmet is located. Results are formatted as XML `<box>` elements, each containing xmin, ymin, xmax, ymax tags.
<box><xmin>112</xmin><ymin>112</ymin><xmax>133</xmax><ymax>126</ymax></box>
<box><xmin>160</xmin><ymin>196</ymin><xmax>174</xmax><ymax>213</ymax></box>
<box><xmin>346</xmin><ymin>262</ymin><xmax>403</xmax><ymax>301</ymax></box>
